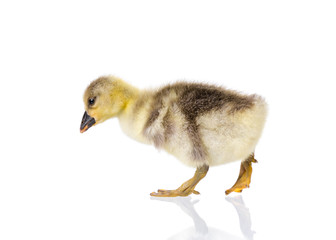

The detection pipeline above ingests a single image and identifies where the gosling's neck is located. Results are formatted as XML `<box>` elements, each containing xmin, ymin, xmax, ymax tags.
<box><xmin>117</xmin><ymin>85</ymin><xmax>153</xmax><ymax>144</ymax></box>
<box><xmin>111</xmin><ymin>79</ymin><xmax>140</xmax><ymax>115</ymax></box>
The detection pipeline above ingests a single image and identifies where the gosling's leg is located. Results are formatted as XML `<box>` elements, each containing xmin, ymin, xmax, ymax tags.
<box><xmin>150</xmin><ymin>165</ymin><xmax>209</xmax><ymax>197</ymax></box>
<box><xmin>225</xmin><ymin>153</ymin><xmax>258</xmax><ymax>195</ymax></box>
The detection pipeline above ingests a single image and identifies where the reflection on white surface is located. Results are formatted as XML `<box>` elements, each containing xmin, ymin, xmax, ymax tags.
<box><xmin>151</xmin><ymin>195</ymin><xmax>254</xmax><ymax>240</ymax></box>
<box><xmin>226</xmin><ymin>196</ymin><xmax>255</xmax><ymax>240</ymax></box>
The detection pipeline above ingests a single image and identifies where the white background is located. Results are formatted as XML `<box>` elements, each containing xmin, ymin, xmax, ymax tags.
<box><xmin>1</xmin><ymin>1</ymin><xmax>335</xmax><ymax>239</ymax></box>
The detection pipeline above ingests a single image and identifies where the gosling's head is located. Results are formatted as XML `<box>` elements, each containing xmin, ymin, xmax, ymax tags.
<box><xmin>80</xmin><ymin>76</ymin><xmax>134</xmax><ymax>133</ymax></box>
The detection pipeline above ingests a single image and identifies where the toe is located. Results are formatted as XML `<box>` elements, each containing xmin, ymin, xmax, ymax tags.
<box><xmin>150</xmin><ymin>190</ymin><xmax>178</xmax><ymax>197</ymax></box>
<box><xmin>158</xmin><ymin>189</ymin><xmax>171</xmax><ymax>193</ymax></box>
<box><xmin>150</xmin><ymin>191</ymin><xmax>166</xmax><ymax>197</ymax></box>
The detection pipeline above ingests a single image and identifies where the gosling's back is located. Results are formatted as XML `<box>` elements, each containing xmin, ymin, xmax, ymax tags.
<box><xmin>120</xmin><ymin>82</ymin><xmax>267</xmax><ymax>168</ymax></box>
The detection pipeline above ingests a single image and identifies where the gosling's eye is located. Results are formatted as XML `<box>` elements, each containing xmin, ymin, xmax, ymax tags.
<box><xmin>88</xmin><ymin>97</ymin><xmax>96</xmax><ymax>106</ymax></box>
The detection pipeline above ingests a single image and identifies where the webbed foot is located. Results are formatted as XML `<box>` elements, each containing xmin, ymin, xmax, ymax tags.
<box><xmin>225</xmin><ymin>153</ymin><xmax>257</xmax><ymax>195</ymax></box>
<box><xmin>150</xmin><ymin>165</ymin><xmax>208</xmax><ymax>197</ymax></box>
<box><xmin>150</xmin><ymin>189</ymin><xmax>200</xmax><ymax>197</ymax></box>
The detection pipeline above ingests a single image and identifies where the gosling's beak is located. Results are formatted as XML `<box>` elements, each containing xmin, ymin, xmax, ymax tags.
<box><xmin>80</xmin><ymin>111</ymin><xmax>96</xmax><ymax>133</ymax></box>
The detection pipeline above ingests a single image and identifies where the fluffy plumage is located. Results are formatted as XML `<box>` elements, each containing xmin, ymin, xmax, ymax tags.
<box><xmin>81</xmin><ymin>75</ymin><xmax>268</xmax><ymax>196</ymax></box>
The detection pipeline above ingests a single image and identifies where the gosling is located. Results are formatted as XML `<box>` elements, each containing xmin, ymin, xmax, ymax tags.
<box><xmin>80</xmin><ymin>76</ymin><xmax>267</xmax><ymax>197</ymax></box>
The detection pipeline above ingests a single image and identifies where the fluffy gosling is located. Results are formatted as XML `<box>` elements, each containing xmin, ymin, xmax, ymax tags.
<box><xmin>80</xmin><ymin>76</ymin><xmax>267</xmax><ymax>197</ymax></box>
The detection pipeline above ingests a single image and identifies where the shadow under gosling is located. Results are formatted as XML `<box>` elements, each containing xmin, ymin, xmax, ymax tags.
<box><xmin>80</xmin><ymin>76</ymin><xmax>268</xmax><ymax>197</ymax></box>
